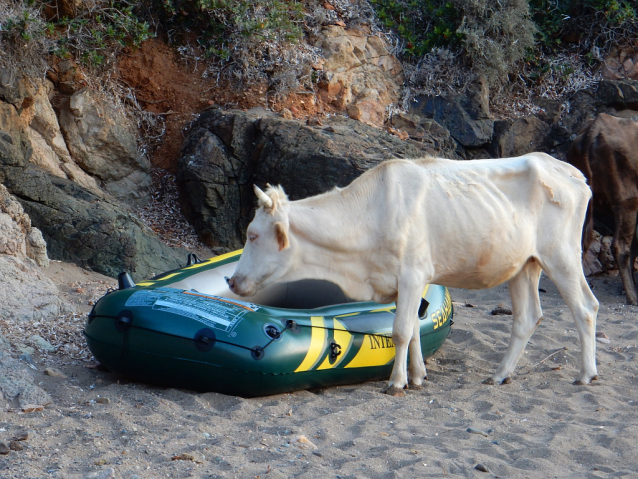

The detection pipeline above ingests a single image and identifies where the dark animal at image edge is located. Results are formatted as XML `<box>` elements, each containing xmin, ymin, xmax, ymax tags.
<box><xmin>228</xmin><ymin>154</ymin><xmax>599</xmax><ymax>395</ymax></box>
<box><xmin>567</xmin><ymin>113</ymin><xmax>638</xmax><ymax>305</ymax></box>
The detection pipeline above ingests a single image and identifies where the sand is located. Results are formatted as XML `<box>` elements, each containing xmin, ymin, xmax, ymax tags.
<box><xmin>1</xmin><ymin>262</ymin><xmax>637</xmax><ymax>479</ymax></box>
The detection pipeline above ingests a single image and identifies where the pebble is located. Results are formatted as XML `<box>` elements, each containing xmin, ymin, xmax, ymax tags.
<box><xmin>9</xmin><ymin>441</ymin><xmax>23</xmax><ymax>451</ymax></box>
<box><xmin>11</xmin><ymin>431</ymin><xmax>28</xmax><ymax>442</ymax></box>
<box><xmin>475</xmin><ymin>464</ymin><xmax>490</xmax><ymax>473</ymax></box>
<box><xmin>0</xmin><ymin>442</ymin><xmax>9</xmax><ymax>455</ymax></box>
<box><xmin>28</xmin><ymin>335</ymin><xmax>56</xmax><ymax>353</ymax></box>
<box><xmin>96</xmin><ymin>397</ymin><xmax>110</xmax><ymax>404</ymax></box>
<box><xmin>491</xmin><ymin>305</ymin><xmax>513</xmax><ymax>315</ymax></box>
<box><xmin>44</xmin><ymin>367</ymin><xmax>67</xmax><ymax>378</ymax></box>
<box><xmin>19</xmin><ymin>353</ymin><xmax>38</xmax><ymax>369</ymax></box>
<box><xmin>290</xmin><ymin>435</ymin><xmax>318</xmax><ymax>450</ymax></box>
<box><xmin>466</xmin><ymin>427</ymin><xmax>491</xmax><ymax>437</ymax></box>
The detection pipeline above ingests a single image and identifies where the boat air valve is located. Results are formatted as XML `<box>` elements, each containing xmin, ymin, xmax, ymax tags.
<box><xmin>118</xmin><ymin>272</ymin><xmax>136</xmax><ymax>290</ymax></box>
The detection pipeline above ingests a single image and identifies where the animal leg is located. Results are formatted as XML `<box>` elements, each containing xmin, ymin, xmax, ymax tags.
<box><xmin>407</xmin><ymin>316</ymin><xmax>427</xmax><ymax>389</ymax></box>
<box><xmin>541</xmin><ymin>250</ymin><xmax>599</xmax><ymax>384</ymax></box>
<box><xmin>385</xmin><ymin>276</ymin><xmax>424</xmax><ymax>396</ymax></box>
<box><xmin>487</xmin><ymin>259</ymin><xmax>542</xmax><ymax>385</ymax></box>
<box><xmin>612</xmin><ymin>199</ymin><xmax>638</xmax><ymax>305</ymax></box>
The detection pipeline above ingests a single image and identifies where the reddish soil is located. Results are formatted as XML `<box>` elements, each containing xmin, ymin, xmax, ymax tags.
<box><xmin>116</xmin><ymin>38</ymin><xmax>330</xmax><ymax>171</ymax></box>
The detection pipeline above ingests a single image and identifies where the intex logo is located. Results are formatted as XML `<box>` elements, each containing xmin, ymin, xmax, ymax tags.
<box><xmin>368</xmin><ymin>335</ymin><xmax>395</xmax><ymax>349</ymax></box>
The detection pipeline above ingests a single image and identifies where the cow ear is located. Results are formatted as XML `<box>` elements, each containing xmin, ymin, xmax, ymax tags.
<box><xmin>274</xmin><ymin>222</ymin><xmax>289</xmax><ymax>251</ymax></box>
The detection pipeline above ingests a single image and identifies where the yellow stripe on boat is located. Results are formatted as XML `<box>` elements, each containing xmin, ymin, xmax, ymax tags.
<box><xmin>345</xmin><ymin>333</ymin><xmax>396</xmax><ymax>369</ymax></box>
<box><xmin>294</xmin><ymin>316</ymin><xmax>327</xmax><ymax>372</ymax></box>
<box><xmin>184</xmin><ymin>249</ymin><xmax>243</xmax><ymax>270</ymax></box>
<box><xmin>317</xmin><ymin>318</ymin><xmax>353</xmax><ymax>370</ymax></box>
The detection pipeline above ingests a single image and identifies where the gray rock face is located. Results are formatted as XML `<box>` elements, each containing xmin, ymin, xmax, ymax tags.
<box><xmin>490</xmin><ymin>116</ymin><xmax>552</xmax><ymax>158</ymax></box>
<box><xmin>0</xmin><ymin>165</ymin><xmax>187</xmax><ymax>281</ymax></box>
<box><xmin>411</xmin><ymin>92</ymin><xmax>494</xmax><ymax>148</ymax></box>
<box><xmin>58</xmin><ymin>88</ymin><xmax>151</xmax><ymax>205</ymax></box>
<box><xmin>178</xmin><ymin>108</ymin><xmax>439</xmax><ymax>249</ymax></box>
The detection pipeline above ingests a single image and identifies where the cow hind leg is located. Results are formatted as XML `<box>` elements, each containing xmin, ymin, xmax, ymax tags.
<box><xmin>540</xmin><ymin>250</ymin><xmax>599</xmax><ymax>384</ymax></box>
<box><xmin>612</xmin><ymin>198</ymin><xmax>638</xmax><ymax>305</ymax></box>
<box><xmin>486</xmin><ymin>258</ymin><xmax>543</xmax><ymax>385</ymax></box>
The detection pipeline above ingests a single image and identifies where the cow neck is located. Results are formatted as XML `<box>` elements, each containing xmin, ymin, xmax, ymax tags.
<box><xmin>288</xmin><ymin>192</ymin><xmax>370</xmax><ymax>264</ymax></box>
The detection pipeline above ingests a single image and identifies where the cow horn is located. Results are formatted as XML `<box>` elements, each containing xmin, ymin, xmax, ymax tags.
<box><xmin>253</xmin><ymin>184</ymin><xmax>273</xmax><ymax>209</ymax></box>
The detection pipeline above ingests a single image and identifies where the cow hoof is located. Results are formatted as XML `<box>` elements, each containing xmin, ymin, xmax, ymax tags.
<box><xmin>573</xmin><ymin>375</ymin><xmax>599</xmax><ymax>386</ymax></box>
<box><xmin>383</xmin><ymin>385</ymin><xmax>406</xmax><ymax>397</ymax></box>
<box><xmin>408</xmin><ymin>381</ymin><xmax>424</xmax><ymax>390</ymax></box>
<box><xmin>482</xmin><ymin>377</ymin><xmax>496</xmax><ymax>385</ymax></box>
<box><xmin>501</xmin><ymin>377</ymin><xmax>512</xmax><ymax>385</ymax></box>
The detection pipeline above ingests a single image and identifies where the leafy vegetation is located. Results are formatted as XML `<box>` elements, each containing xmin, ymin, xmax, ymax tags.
<box><xmin>1</xmin><ymin>0</ymin><xmax>637</xmax><ymax>113</ymax></box>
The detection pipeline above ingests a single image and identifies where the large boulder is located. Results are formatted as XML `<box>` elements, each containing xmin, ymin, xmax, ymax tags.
<box><xmin>490</xmin><ymin>116</ymin><xmax>552</xmax><ymax>158</ymax></box>
<box><xmin>58</xmin><ymin>88</ymin><xmax>151</xmax><ymax>205</ymax></box>
<box><xmin>410</xmin><ymin>91</ymin><xmax>494</xmax><ymax>148</ymax></box>
<box><xmin>177</xmin><ymin>107</ymin><xmax>440</xmax><ymax>249</ymax></box>
<box><xmin>0</xmin><ymin>183</ymin><xmax>60</xmax><ymax>322</ymax></box>
<box><xmin>0</xmin><ymin>165</ymin><xmax>187</xmax><ymax>281</ymax></box>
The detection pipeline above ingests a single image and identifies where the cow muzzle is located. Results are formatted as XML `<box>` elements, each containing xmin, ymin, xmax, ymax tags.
<box><xmin>226</xmin><ymin>274</ymin><xmax>254</xmax><ymax>296</ymax></box>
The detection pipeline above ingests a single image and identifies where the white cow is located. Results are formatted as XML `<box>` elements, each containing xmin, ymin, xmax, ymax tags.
<box><xmin>227</xmin><ymin>153</ymin><xmax>599</xmax><ymax>395</ymax></box>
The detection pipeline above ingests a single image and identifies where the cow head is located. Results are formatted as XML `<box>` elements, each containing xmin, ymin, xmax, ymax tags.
<box><xmin>227</xmin><ymin>184</ymin><xmax>294</xmax><ymax>296</ymax></box>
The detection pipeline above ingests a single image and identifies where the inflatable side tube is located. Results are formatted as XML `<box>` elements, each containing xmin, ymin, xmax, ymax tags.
<box><xmin>85</xmin><ymin>251</ymin><xmax>453</xmax><ymax>397</ymax></box>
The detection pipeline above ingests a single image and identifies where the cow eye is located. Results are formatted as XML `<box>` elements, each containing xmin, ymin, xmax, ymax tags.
<box><xmin>249</xmin><ymin>234</ymin><xmax>258</xmax><ymax>242</ymax></box>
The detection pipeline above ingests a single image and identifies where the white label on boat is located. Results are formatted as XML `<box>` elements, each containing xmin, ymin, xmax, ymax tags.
<box><xmin>125</xmin><ymin>288</ymin><xmax>260</xmax><ymax>332</ymax></box>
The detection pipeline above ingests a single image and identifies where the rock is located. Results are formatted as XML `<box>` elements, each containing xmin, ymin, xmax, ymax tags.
<box><xmin>0</xmin><ymin>355</ymin><xmax>52</xmax><ymax>408</ymax></box>
<box><xmin>0</xmin><ymin>99</ymin><xmax>32</xmax><ymax>167</ymax></box>
<box><xmin>28</xmin><ymin>335</ymin><xmax>56</xmax><ymax>353</ymax></box>
<box><xmin>178</xmin><ymin>108</ymin><xmax>440</xmax><ymax>248</ymax></box>
<box><xmin>0</xmin><ymin>182</ymin><xmax>49</xmax><ymax>267</ymax></box>
<box><xmin>290</xmin><ymin>435</ymin><xmax>318</xmax><ymax>449</ymax></box>
<box><xmin>411</xmin><ymin>93</ymin><xmax>494</xmax><ymax>148</ymax></box>
<box><xmin>0</xmin><ymin>68</ymin><xmax>35</xmax><ymax>107</ymax></box>
<box><xmin>582</xmin><ymin>230</ymin><xmax>603</xmax><ymax>276</ymax></box>
<box><xmin>466</xmin><ymin>427</ymin><xmax>491</xmax><ymax>437</ymax></box>
<box><xmin>58</xmin><ymin>88</ymin><xmax>151</xmax><ymax>205</ymax></box>
<box><xmin>44</xmin><ymin>367</ymin><xmax>67</xmax><ymax>378</ymax></box>
<box><xmin>85</xmin><ymin>467</ymin><xmax>117</xmax><ymax>479</ymax></box>
<box><xmin>314</xmin><ymin>25</ymin><xmax>403</xmax><ymax>127</ymax></box>
<box><xmin>8</xmin><ymin>440</ymin><xmax>23</xmax><ymax>451</ymax></box>
<box><xmin>0</xmin><ymin>442</ymin><xmax>9</xmax><ymax>455</ymax></box>
<box><xmin>490</xmin><ymin>116</ymin><xmax>551</xmax><ymax>158</ymax></box>
<box><xmin>0</xmin><ymin>255</ymin><xmax>60</xmax><ymax>321</ymax></box>
<box><xmin>27</xmin><ymin>81</ymin><xmax>103</xmax><ymax>194</ymax></box>
<box><xmin>490</xmin><ymin>305</ymin><xmax>512</xmax><ymax>315</ymax></box>
<box><xmin>389</xmin><ymin>112</ymin><xmax>456</xmax><ymax>153</ymax></box>
<box><xmin>0</xmin><ymin>165</ymin><xmax>187</xmax><ymax>281</ymax></box>
<box><xmin>18</xmin><ymin>383</ymin><xmax>52</xmax><ymax>409</ymax></box>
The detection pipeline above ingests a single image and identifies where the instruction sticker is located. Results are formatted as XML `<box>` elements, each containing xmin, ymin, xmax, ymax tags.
<box><xmin>125</xmin><ymin>287</ymin><xmax>259</xmax><ymax>332</ymax></box>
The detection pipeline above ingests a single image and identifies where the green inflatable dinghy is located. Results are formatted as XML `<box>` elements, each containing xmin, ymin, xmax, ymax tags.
<box><xmin>85</xmin><ymin>250</ymin><xmax>453</xmax><ymax>397</ymax></box>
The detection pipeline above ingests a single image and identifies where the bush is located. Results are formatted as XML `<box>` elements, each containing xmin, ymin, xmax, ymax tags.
<box><xmin>530</xmin><ymin>0</ymin><xmax>638</xmax><ymax>55</ymax></box>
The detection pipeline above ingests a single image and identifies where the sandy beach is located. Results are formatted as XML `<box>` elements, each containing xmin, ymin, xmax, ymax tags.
<box><xmin>1</xmin><ymin>261</ymin><xmax>637</xmax><ymax>479</ymax></box>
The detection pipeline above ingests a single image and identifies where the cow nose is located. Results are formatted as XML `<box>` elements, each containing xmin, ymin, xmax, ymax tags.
<box><xmin>225</xmin><ymin>276</ymin><xmax>235</xmax><ymax>291</ymax></box>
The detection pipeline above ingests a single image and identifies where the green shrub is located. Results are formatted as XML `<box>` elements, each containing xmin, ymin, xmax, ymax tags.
<box><xmin>529</xmin><ymin>0</ymin><xmax>638</xmax><ymax>54</ymax></box>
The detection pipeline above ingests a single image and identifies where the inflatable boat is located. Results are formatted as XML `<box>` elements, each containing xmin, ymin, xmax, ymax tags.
<box><xmin>84</xmin><ymin>250</ymin><xmax>453</xmax><ymax>397</ymax></box>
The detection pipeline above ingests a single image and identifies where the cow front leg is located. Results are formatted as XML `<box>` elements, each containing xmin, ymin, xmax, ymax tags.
<box><xmin>407</xmin><ymin>317</ymin><xmax>427</xmax><ymax>389</ymax></box>
<box><xmin>384</xmin><ymin>279</ymin><xmax>424</xmax><ymax>396</ymax></box>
